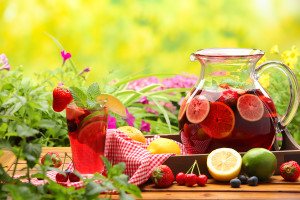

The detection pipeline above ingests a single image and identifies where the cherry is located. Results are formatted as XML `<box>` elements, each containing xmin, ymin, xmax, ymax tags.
<box><xmin>196</xmin><ymin>174</ymin><xmax>207</xmax><ymax>186</ymax></box>
<box><xmin>176</xmin><ymin>172</ymin><xmax>186</xmax><ymax>185</ymax></box>
<box><xmin>185</xmin><ymin>173</ymin><xmax>197</xmax><ymax>186</ymax></box>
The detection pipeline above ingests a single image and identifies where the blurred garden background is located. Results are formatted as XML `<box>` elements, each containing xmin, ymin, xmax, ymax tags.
<box><xmin>1</xmin><ymin>0</ymin><xmax>300</xmax><ymax>146</ymax></box>
<box><xmin>1</xmin><ymin>0</ymin><xmax>300</xmax><ymax>81</ymax></box>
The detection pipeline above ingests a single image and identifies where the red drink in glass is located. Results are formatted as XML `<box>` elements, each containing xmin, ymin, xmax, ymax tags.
<box><xmin>66</xmin><ymin>102</ymin><xmax>108</xmax><ymax>174</ymax></box>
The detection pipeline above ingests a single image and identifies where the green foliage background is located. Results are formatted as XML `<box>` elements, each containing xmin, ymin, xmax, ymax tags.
<box><xmin>1</xmin><ymin>0</ymin><xmax>300</xmax><ymax>145</ymax></box>
<box><xmin>1</xmin><ymin>0</ymin><xmax>300</xmax><ymax>83</ymax></box>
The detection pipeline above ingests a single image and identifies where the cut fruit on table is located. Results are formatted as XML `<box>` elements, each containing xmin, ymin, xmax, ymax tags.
<box><xmin>186</xmin><ymin>95</ymin><xmax>210</xmax><ymax>124</ymax></box>
<box><xmin>207</xmin><ymin>148</ymin><xmax>242</xmax><ymax>181</ymax></box>
<box><xmin>96</xmin><ymin>94</ymin><xmax>126</xmax><ymax>116</ymax></box>
<box><xmin>200</xmin><ymin>102</ymin><xmax>235</xmax><ymax>139</ymax></box>
<box><xmin>147</xmin><ymin>138</ymin><xmax>181</xmax><ymax>155</ymax></box>
<box><xmin>118</xmin><ymin>126</ymin><xmax>146</xmax><ymax>143</ymax></box>
<box><xmin>237</xmin><ymin>94</ymin><xmax>264</xmax><ymax>122</ymax></box>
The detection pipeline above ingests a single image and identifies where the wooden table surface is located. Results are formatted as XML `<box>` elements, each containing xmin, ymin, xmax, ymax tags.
<box><xmin>1</xmin><ymin>147</ymin><xmax>300</xmax><ymax>200</ymax></box>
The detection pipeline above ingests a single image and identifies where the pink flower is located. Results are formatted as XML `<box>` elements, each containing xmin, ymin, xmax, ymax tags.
<box><xmin>122</xmin><ymin>108</ymin><xmax>135</xmax><ymax>126</ymax></box>
<box><xmin>61</xmin><ymin>50</ymin><xmax>71</xmax><ymax>63</ymax></box>
<box><xmin>78</xmin><ymin>66</ymin><xmax>90</xmax><ymax>76</ymax></box>
<box><xmin>0</xmin><ymin>54</ymin><xmax>10</xmax><ymax>71</ymax></box>
<box><xmin>58</xmin><ymin>81</ymin><xmax>64</xmax><ymax>86</ymax></box>
<box><xmin>108</xmin><ymin>114</ymin><xmax>117</xmax><ymax>129</ymax></box>
<box><xmin>140</xmin><ymin>120</ymin><xmax>151</xmax><ymax>132</ymax></box>
<box><xmin>276</xmin><ymin>136</ymin><xmax>282</xmax><ymax>141</ymax></box>
<box><xmin>139</xmin><ymin>96</ymin><xmax>149</xmax><ymax>104</ymax></box>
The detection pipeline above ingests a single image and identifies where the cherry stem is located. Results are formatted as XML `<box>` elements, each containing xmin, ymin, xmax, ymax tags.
<box><xmin>195</xmin><ymin>160</ymin><xmax>201</xmax><ymax>175</ymax></box>
<box><xmin>186</xmin><ymin>160</ymin><xmax>197</xmax><ymax>174</ymax></box>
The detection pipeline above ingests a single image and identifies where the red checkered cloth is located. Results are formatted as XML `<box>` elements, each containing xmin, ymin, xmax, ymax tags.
<box><xmin>13</xmin><ymin>129</ymin><xmax>187</xmax><ymax>188</ymax></box>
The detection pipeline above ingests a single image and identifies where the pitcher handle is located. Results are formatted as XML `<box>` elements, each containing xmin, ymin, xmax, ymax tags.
<box><xmin>254</xmin><ymin>61</ymin><xmax>300</xmax><ymax>129</ymax></box>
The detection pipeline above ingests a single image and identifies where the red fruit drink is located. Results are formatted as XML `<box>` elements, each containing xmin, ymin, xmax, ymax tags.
<box><xmin>66</xmin><ymin>103</ymin><xmax>108</xmax><ymax>174</ymax></box>
<box><xmin>179</xmin><ymin>88</ymin><xmax>277</xmax><ymax>154</ymax></box>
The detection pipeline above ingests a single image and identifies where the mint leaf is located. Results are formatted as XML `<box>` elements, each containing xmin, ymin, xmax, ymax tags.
<box><xmin>23</xmin><ymin>143</ymin><xmax>41</xmax><ymax>168</ymax></box>
<box><xmin>86</xmin><ymin>99</ymin><xmax>99</xmax><ymax>109</ymax></box>
<box><xmin>69</xmin><ymin>87</ymin><xmax>87</xmax><ymax>108</ymax></box>
<box><xmin>87</xmin><ymin>82</ymin><xmax>101</xmax><ymax>100</ymax></box>
<box><xmin>211</xmin><ymin>80</ymin><xmax>218</xmax><ymax>90</ymax></box>
<box><xmin>221</xmin><ymin>78</ymin><xmax>245</xmax><ymax>88</ymax></box>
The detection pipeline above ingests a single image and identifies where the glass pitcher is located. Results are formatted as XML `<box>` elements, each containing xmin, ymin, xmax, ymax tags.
<box><xmin>179</xmin><ymin>48</ymin><xmax>299</xmax><ymax>154</ymax></box>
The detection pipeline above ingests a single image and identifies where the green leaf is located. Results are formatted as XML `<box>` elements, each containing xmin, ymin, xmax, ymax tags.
<box><xmin>85</xmin><ymin>182</ymin><xmax>106</xmax><ymax>197</ymax></box>
<box><xmin>211</xmin><ymin>80</ymin><xmax>218</xmax><ymax>90</ymax></box>
<box><xmin>0</xmin><ymin>164</ymin><xmax>12</xmax><ymax>182</ymax></box>
<box><xmin>119</xmin><ymin>190</ymin><xmax>136</xmax><ymax>200</ymax></box>
<box><xmin>87</xmin><ymin>82</ymin><xmax>101</xmax><ymax>100</ymax></box>
<box><xmin>101</xmin><ymin>156</ymin><xmax>112</xmax><ymax>172</ymax></box>
<box><xmin>123</xmin><ymin>183</ymin><xmax>142</xmax><ymax>198</ymax></box>
<box><xmin>23</xmin><ymin>143</ymin><xmax>41</xmax><ymax>168</ymax></box>
<box><xmin>69</xmin><ymin>86</ymin><xmax>87</xmax><ymax>104</ymax></box>
<box><xmin>86</xmin><ymin>99</ymin><xmax>99</xmax><ymax>109</ymax></box>
<box><xmin>0</xmin><ymin>139</ymin><xmax>15</xmax><ymax>152</ymax></box>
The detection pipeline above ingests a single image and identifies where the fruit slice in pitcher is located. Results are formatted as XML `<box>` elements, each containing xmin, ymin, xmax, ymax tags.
<box><xmin>186</xmin><ymin>96</ymin><xmax>210</xmax><ymax>124</ymax></box>
<box><xmin>78</xmin><ymin>121</ymin><xmax>107</xmax><ymax>143</ymax></box>
<box><xmin>178</xmin><ymin>98</ymin><xmax>188</xmax><ymax>121</ymax></box>
<box><xmin>237</xmin><ymin>94</ymin><xmax>264</xmax><ymax>122</ymax></box>
<box><xmin>200</xmin><ymin>102</ymin><xmax>235</xmax><ymax>139</ymax></box>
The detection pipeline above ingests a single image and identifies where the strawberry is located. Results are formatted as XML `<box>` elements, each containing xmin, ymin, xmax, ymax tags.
<box><xmin>69</xmin><ymin>172</ymin><xmax>80</xmax><ymax>182</ymax></box>
<box><xmin>56</xmin><ymin>172</ymin><xmax>68</xmax><ymax>182</ymax></box>
<box><xmin>41</xmin><ymin>152</ymin><xmax>62</xmax><ymax>168</ymax></box>
<box><xmin>280</xmin><ymin>161</ymin><xmax>300</xmax><ymax>181</ymax></box>
<box><xmin>218</xmin><ymin>89</ymin><xmax>239</xmax><ymax>106</ymax></box>
<box><xmin>52</xmin><ymin>86</ymin><xmax>73</xmax><ymax>112</ymax></box>
<box><xmin>151</xmin><ymin>165</ymin><xmax>174</xmax><ymax>188</ymax></box>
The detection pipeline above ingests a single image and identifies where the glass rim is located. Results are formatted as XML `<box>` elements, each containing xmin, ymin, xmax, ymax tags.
<box><xmin>193</xmin><ymin>48</ymin><xmax>265</xmax><ymax>58</ymax></box>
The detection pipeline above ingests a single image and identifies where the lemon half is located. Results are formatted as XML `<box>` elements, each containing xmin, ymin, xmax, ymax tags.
<box><xmin>96</xmin><ymin>94</ymin><xmax>126</xmax><ymax>116</ymax></box>
<box><xmin>207</xmin><ymin>148</ymin><xmax>242</xmax><ymax>181</ymax></box>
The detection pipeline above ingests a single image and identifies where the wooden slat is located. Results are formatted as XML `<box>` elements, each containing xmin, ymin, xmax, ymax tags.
<box><xmin>0</xmin><ymin>150</ymin><xmax>16</xmax><ymax>171</ymax></box>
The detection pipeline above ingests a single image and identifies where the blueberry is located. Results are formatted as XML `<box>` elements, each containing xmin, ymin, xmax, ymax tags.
<box><xmin>238</xmin><ymin>175</ymin><xmax>248</xmax><ymax>184</ymax></box>
<box><xmin>248</xmin><ymin>176</ymin><xmax>258</xmax><ymax>186</ymax></box>
<box><xmin>64</xmin><ymin>169</ymin><xmax>72</xmax><ymax>175</ymax></box>
<box><xmin>230</xmin><ymin>178</ymin><xmax>241</xmax><ymax>188</ymax></box>
<box><xmin>67</xmin><ymin>119</ymin><xmax>78</xmax><ymax>132</ymax></box>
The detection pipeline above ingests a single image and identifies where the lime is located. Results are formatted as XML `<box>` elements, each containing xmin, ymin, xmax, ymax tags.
<box><xmin>237</xmin><ymin>94</ymin><xmax>264</xmax><ymax>122</ymax></box>
<box><xmin>207</xmin><ymin>148</ymin><xmax>242</xmax><ymax>181</ymax></box>
<box><xmin>200</xmin><ymin>102</ymin><xmax>235</xmax><ymax>139</ymax></box>
<box><xmin>242</xmin><ymin>148</ymin><xmax>277</xmax><ymax>181</ymax></box>
<box><xmin>147</xmin><ymin>138</ymin><xmax>181</xmax><ymax>155</ymax></box>
<box><xmin>118</xmin><ymin>126</ymin><xmax>146</xmax><ymax>143</ymax></box>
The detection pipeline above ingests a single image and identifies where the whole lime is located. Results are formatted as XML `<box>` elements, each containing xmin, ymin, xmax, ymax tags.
<box><xmin>242</xmin><ymin>148</ymin><xmax>277</xmax><ymax>181</ymax></box>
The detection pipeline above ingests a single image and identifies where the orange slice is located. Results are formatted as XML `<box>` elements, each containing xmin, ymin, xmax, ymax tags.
<box><xmin>96</xmin><ymin>94</ymin><xmax>126</xmax><ymax>116</ymax></box>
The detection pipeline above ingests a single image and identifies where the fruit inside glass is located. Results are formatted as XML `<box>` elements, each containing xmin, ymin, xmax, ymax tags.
<box><xmin>179</xmin><ymin>48</ymin><xmax>299</xmax><ymax>154</ymax></box>
<box><xmin>66</xmin><ymin>101</ymin><xmax>108</xmax><ymax>174</ymax></box>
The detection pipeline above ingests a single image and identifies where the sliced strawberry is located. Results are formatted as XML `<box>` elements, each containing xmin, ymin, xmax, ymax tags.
<box><xmin>217</xmin><ymin>89</ymin><xmax>239</xmax><ymax>107</ymax></box>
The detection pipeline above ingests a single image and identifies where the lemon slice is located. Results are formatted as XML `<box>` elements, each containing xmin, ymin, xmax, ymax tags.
<box><xmin>118</xmin><ymin>126</ymin><xmax>146</xmax><ymax>143</ymax></box>
<box><xmin>96</xmin><ymin>94</ymin><xmax>126</xmax><ymax>116</ymax></box>
<box><xmin>207</xmin><ymin>148</ymin><xmax>242</xmax><ymax>181</ymax></box>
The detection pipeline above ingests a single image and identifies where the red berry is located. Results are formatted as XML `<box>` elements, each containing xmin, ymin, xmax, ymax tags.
<box><xmin>55</xmin><ymin>172</ymin><xmax>68</xmax><ymax>182</ymax></box>
<box><xmin>218</xmin><ymin>89</ymin><xmax>239</xmax><ymax>106</ymax></box>
<box><xmin>151</xmin><ymin>165</ymin><xmax>174</xmax><ymax>188</ymax></box>
<box><xmin>176</xmin><ymin>172</ymin><xmax>186</xmax><ymax>185</ymax></box>
<box><xmin>185</xmin><ymin>173</ymin><xmax>197</xmax><ymax>186</ymax></box>
<box><xmin>69</xmin><ymin>172</ymin><xmax>80</xmax><ymax>182</ymax></box>
<box><xmin>41</xmin><ymin>152</ymin><xmax>62</xmax><ymax>168</ymax></box>
<box><xmin>280</xmin><ymin>161</ymin><xmax>300</xmax><ymax>181</ymax></box>
<box><xmin>52</xmin><ymin>86</ymin><xmax>73</xmax><ymax>112</ymax></box>
<box><xmin>196</xmin><ymin>174</ymin><xmax>207</xmax><ymax>186</ymax></box>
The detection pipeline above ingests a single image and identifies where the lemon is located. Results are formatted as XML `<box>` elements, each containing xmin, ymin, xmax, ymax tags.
<box><xmin>147</xmin><ymin>138</ymin><xmax>181</xmax><ymax>155</ymax></box>
<box><xmin>96</xmin><ymin>94</ymin><xmax>126</xmax><ymax>116</ymax></box>
<box><xmin>207</xmin><ymin>148</ymin><xmax>242</xmax><ymax>181</ymax></box>
<box><xmin>242</xmin><ymin>148</ymin><xmax>277</xmax><ymax>181</ymax></box>
<box><xmin>118</xmin><ymin>126</ymin><xmax>146</xmax><ymax>143</ymax></box>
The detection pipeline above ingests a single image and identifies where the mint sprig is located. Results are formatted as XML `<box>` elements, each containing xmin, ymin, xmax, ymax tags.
<box><xmin>69</xmin><ymin>82</ymin><xmax>102</xmax><ymax>109</ymax></box>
